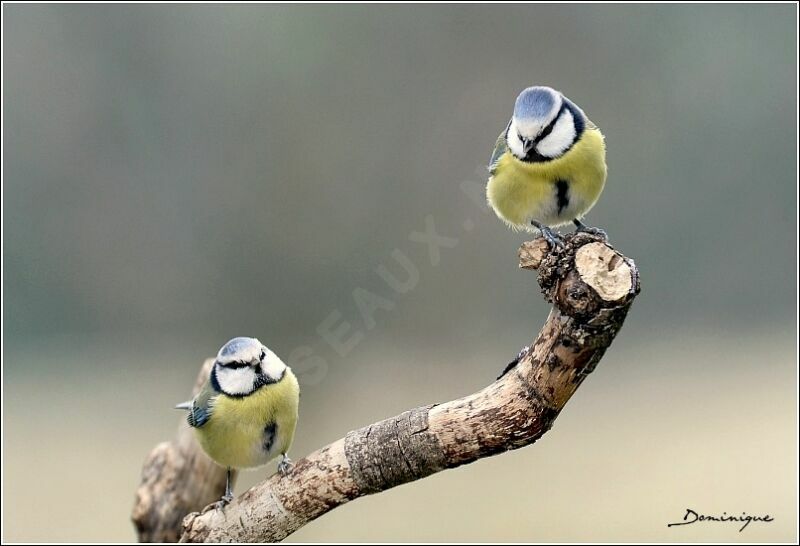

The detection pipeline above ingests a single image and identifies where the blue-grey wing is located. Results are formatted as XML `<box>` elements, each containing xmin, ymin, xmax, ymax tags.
<box><xmin>488</xmin><ymin>121</ymin><xmax>511</xmax><ymax>175</ymax></box>
<box><xmin>175</xmin><ymin>380</ymin><xmax>217</xmax><ymax>428</ymax></box>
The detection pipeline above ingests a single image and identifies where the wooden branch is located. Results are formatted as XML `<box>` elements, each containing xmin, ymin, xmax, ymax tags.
<box><xmin>133</xmin><ymin>231</ymin><xmax>639</xmax><ymax>543</ymax></box>
<box><xmin>132</xmin><ymin>359</ymin><xmax>238</xmax><ymax>542</ymax></box>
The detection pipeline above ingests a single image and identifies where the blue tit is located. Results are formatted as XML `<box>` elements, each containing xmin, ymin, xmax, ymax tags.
<box><xmin>175</xmin><ymin>337</ymin><xmax>300</xmax><ymax>507</ymax></box>
<box><xmin>486</xmin><ymin>86</ymin><xmax>607</xmax><ymax>247</ymax></box>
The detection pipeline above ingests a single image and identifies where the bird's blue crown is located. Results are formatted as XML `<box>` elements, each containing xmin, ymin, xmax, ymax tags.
<box><xmin>218</xmin><ymin>337</ymin><xmax>262</xmax><ymax>363</ymax></box>
<box><xmin>513</xmin><ymin>86</ymin><xmax>562</xmax><ymax>124</ymax></box>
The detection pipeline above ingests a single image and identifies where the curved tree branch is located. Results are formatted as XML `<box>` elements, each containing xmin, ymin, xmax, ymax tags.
<box><xmin>132</xmin><ymin>232</ymin><xmax>640</xmax><ymax>543</ymax></box>
<box><xmin>132</xmin><ymin>359</ymin><xmax>238</xmax><ymax>542</ymax></box>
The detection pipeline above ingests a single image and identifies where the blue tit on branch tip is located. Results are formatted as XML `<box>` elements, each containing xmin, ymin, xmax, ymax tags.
<box><xmin>175</xmin><ymin>337</ymin><xmax>300</xmax><ymax>508</ymax></box>
<box><xmin>486</xmin><ymin>86</ymin><xmax>608</xmax><ymax>248</ymax></box>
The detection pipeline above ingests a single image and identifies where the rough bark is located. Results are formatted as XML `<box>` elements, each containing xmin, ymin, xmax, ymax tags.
<box><xmin>134</xmin><ymin>231</ymin><xmax>639</xmax><ymax>542</ymax></box>
<box><xmin>132</xmin><ymin>359</ymin><xmax>238</xmax><ymax>542</ymax></box>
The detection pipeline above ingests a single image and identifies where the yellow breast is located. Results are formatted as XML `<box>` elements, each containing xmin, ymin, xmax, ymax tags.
<box><xmin>487</xmin><ymin>127</ymin><xmax>607</xmax><ymax>229</ymax></box>
<box><xmin>195</xmin><ymin>370</ymin><xmax>300</xmax><ymax>469</ymax></box>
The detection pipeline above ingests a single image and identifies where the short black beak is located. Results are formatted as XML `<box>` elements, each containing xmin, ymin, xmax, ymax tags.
<box><xmin>521</xmin><ymin>137</ymin><xmax>535</xmax><ymax>154</ymax></box>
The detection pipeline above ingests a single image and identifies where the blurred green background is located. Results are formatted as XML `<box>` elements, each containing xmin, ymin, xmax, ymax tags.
<box><xmin>3</xmin><ymin>4</ymin><xmax>797</xmax><ymax>542</ymax></box>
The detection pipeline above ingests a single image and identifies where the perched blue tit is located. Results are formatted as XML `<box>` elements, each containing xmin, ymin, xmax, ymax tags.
<box><xmin>486</xmin><ymin>86</ymin><xmax>607</xmax><ymax>247</ymax></box>
<box><xmin>175</xmin><ymin>337</ymin><xmax>299</xmax><ymax>507</ymax></box>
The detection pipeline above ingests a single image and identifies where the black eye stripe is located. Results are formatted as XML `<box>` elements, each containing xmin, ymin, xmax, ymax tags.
<box><xmin>220</xmin><ymin>360</ymin><xmax>251</xmax><ymax>369</ymax></box>
<box><xmin>532</xmin><ymin>103</ymin><xmax>568</xmax><ymax>145</ymax></box>
<box><xmin>513</xmin><ymin>99</ymin><xmax>585</xmax><ymax>164</ymax></box>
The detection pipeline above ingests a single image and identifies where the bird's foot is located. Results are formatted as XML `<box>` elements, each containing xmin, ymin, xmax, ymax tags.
<box><xmin>203</xmin><ymin>493</ymin><xmax>234</xmax><ymax>514</ymax></box>
<box><xmin>497</xmin><ymin>345</ymin><xmax>530</xmax><ymax>380</ymax></box>
<box><xmin>572</xmin><ymin>219</ymin><xmax>608</xmax><ymax>240</ymax></box>
<box><xmin>278</xmin><ymin>455</ymin><xmax>294</xmax><ymax>476</ymax></box>
<box><xmin>577</xmin><ymin>225</ymin><xmax>608</xmax><ymax>239</ymax></box>
<box><xmin>532</xmin><ymin>222</ymin><xmax>564</xmax><ymax>249</ymax></box>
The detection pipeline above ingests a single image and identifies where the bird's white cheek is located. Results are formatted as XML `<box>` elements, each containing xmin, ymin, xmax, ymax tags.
<box><xmin>536</xmin><ymin>110</ymin><xmax>576</xmax><ymax>158</ymax></box>
<box><xmin>260</xmin><ymin>350</ymin><xmax>287</xmax><ymax>382</ymax></box>
<box><xmin>216</xmin><ymin>367</ymin><xmax>256</xmax><ymax>396</ymax></box>
<box><xmin>507</xmin><ymin>120</ymin><xmax>526</xmax><ymax>158</ymax></box>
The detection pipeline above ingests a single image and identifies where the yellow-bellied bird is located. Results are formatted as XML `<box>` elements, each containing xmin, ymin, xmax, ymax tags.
<box><xmin>176</xmin><ymin>337</ymin><xmax>299</xmax><ymax>507</ymax></box>
<box><xmin>486</xmin><ymin>86</ymin><xmax>607</xmax><ymax>247</ymax></box>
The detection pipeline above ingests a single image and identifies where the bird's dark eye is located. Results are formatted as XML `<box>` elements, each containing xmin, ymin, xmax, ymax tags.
<box><xmin>260</xmin><ymin>350</ymin><xmax>266</xmax><ymax>361</ymax></box>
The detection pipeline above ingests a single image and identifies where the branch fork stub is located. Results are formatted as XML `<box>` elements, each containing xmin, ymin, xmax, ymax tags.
<box><xmin>519</xmin><ymin>232</ymin><xmax>639</xmax><ymax>312</ymax></box>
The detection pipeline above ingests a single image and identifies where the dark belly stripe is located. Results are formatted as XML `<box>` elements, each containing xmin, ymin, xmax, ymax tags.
<box><xmin>556</xmin><ymin>180</ymin><xmax>570</xmax><ymax>215</ymax></box>
<box><xmin>263</xmin><ymin>422</ymin><xmax>277</xmax><ymax>453</ymax></box>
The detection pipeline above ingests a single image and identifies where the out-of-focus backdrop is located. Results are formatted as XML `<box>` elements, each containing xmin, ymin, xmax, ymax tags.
<box><xmin>3</xmin><ymin>4</ymin><xmax>797</xmax><ymax>542</ymax></box>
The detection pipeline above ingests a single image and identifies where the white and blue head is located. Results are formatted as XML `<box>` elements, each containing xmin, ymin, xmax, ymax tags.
<box><xmin>211</xmin><ymin>337</ymin><xmax>287</xmax><ymax>397</ymax></box>
<box><xmin>506</xmin><ymin>86</ymin><xmax>586</xmax><ymax>162</ymax></box>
